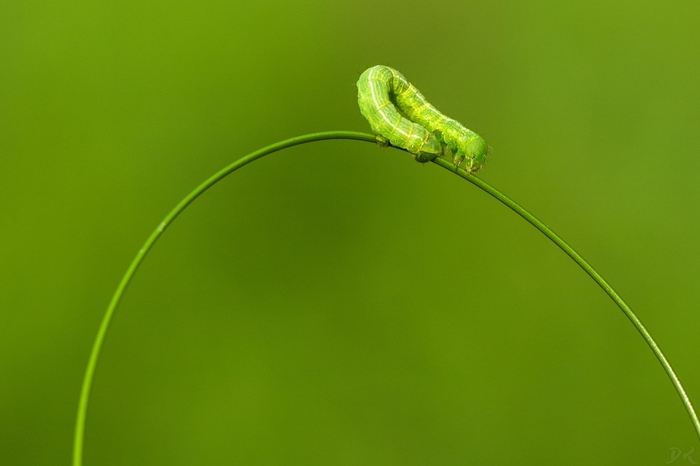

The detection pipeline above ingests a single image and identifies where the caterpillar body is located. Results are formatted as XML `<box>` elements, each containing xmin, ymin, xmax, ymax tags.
<box><xmin>356</xmin><ymin>65</ymin><xmax>488</xmax><ymax>173</ymax></box>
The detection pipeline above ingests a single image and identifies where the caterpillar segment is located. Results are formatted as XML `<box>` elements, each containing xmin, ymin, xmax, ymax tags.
<box><xmin>357</xmin><ymin>65</ymin><xmax>442</xmax><ymax>163</ymax></box>
<box><xmin>356</xmin><ymin>65</ymin><xmax>488</xmax><ymax>172</ymax></box>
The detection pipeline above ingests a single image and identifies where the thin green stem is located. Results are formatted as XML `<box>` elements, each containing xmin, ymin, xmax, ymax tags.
<box><xmin>431</xmin><ymin>156</ymin><xmax>700</xmax><ymax>441</ymax></box>
<box><xmin>74</xmin><ymin>131</ymin><xmax>698</xmax><ymax>466</ymax></box>
<box><xmin>72</xmin><ymin>131</ymin><xmax>375</xmax><ymax>466</ymax></box>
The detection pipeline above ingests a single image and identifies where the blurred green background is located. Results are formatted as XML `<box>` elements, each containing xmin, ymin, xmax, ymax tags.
<box><xmin>2</xmin><ymin>0</ymin><xmax>700</xmax><ymax>464</ymax></box>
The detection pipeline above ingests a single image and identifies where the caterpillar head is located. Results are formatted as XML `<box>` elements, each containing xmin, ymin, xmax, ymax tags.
<box><xmin>454</xmin><ymin>134</ymin><xmax>488</xmax><ymax>173</ymax></box>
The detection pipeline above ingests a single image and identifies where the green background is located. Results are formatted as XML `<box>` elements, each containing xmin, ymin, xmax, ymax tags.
<box><xmin>2</xmin><ymin>0</ymin><xmax>699</xmax><ymax>464</ymax></box>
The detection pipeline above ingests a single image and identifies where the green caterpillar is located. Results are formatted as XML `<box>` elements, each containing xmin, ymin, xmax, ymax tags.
<box><xmin>356</xmin><ymin>65</ymin><xmax>488</xmax><ymax>173</ymax></box>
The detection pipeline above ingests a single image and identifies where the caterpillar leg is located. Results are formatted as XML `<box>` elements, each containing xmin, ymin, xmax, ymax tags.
<box><xmin>375</xmin><ymin>134</ymin><xmax>389</xmax><ymax>147</ymax></box>
<box><xmin>452</xmin><ymin>152</ymin><xmax>466</xmax><ymax>169</ymax></box>
<box><xmin>434</xmin><ymin>143</ymin><xmax>459</xmax><ymax>167</ymax></box>
<box><xmin>410</xmin><ymin>130</ymin><xmax>442</xmax><ymax>163</ymax></box>
<box><xmin>373</xmin><ymin>132</ymin><xmax>440</xmax><ymax>164</ymax></box>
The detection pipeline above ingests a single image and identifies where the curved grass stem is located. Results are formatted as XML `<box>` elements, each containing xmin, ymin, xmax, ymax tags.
<box><xmin>73</xmin><ymin>131</ymin><xmax>698</xmax><ymax>465</ymax></box>
<box><xmin>72</xmin><ymin>131</ymin><xmax>375</xmax><ymax>466</ymax></box>
<box><xmin>431</xmin><ymin>156</ymin><xmax>700</xmax><ymax>442</ymax></box>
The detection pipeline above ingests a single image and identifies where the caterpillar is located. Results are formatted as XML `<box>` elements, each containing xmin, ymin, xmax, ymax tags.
<box><xmin>356</xmin><ymin>65</ymin><xmax>488</xmax><ymax>173</ymax></box>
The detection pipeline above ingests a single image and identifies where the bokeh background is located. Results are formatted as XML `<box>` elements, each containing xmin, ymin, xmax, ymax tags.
<box><xmin>2</xmin><ymin>0</ymin><xmax>700</xmax><ymax>464</ymax></box>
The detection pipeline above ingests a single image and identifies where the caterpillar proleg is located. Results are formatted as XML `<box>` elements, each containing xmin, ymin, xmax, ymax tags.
<box><xmin>356</xmin><ymin>65</ymin><xmax>488</xmax><ymax>172</ymax></box>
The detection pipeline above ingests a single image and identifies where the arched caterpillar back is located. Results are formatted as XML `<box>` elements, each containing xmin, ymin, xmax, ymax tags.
<box><xmin>357</xmin><ymin>65</ymin><xmax>488</xmax><ymax>173</ymax></box>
